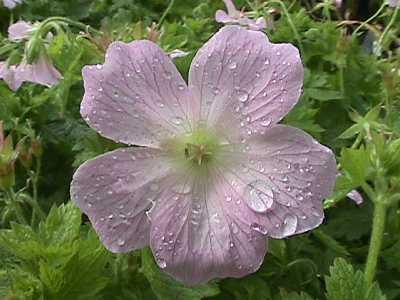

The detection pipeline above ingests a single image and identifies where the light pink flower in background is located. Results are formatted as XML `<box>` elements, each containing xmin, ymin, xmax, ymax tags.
<box><xmin>168</xmin><ymin>49</ymin><xmax>190</xmax><ymax>60</ymax></box>
<box><xmin>8</xmin><ymin>21</ymin><xmax>35</xmax><ymax>41</ymax></box>
<box><xmin>0</xmin><ymin>62</ymin><xmax>23</xmax><ymax>91</ymax></box>
<box><xmin>2</xmin><ymin>0</ymin><xmax>23</xmax><ymax>9</ymax></box>
<box><xmin>0</xmin><ymin>56</ymin><xmax>61</xmax><ymax>90</ymax></box>
<box><xmin>71</xmin><ymin>25</ymin><xmax>336</xmax><ymax>285</ymax></box>
<box><xmin>15</xmin><ymin>55</ymin><xmax>62</xmax><ymax>88</ymax></box>
<box><xmin>347</xmin><ymin>190</ymin><xmax>363</xmax><ymax>205</ymax></box>
<box><xmin>388</xmin><ymin>0</ymin><xmax>400</xmax><ymax>7</ymax></box>
<box><xmin>215</xmin><ymin>0</ymin><xmax>266</xmax><ymax>31</ymax></box>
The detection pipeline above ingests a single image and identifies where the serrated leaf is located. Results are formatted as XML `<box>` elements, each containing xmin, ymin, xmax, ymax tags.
<box><xmin>325</xmin><ymin>258</ymin><xmax>386</xmax><ymax>300</ymax></box>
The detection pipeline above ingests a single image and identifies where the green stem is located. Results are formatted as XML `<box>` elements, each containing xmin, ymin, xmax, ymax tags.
<box><xmin>38</xmin><ymin>16</ymin><xmax>103</xmax><ymax>36</ymax></box>
<box><xmin>6</xmin><ymin>189</ymin><xmax>27</xmax><ymax>224</ymax></box>
<box><xmin>157</xmin><ymin>0</ymin><xmax>175</xmax><ymax>30</ymax></box>
<box><xmin>31</xmin><ymin>158</ymin><xmax>45</xmax><ymax>221</ymax></box>
<box><xmin>270</xmin><ymin>0</ymin><xmax>304</xmax><ymax>55</ymax></box>
<box><xmin>365</xmin><ymin>201</ymin><xmax>387</xmax><ymax>286</ymax></box>
<box><xmin>377</xmin><ymin>5</ymin><xmax>399</xmax><ymax>51</ymax></box>
<box><xmin>353</xmin><ymin>2</ymin><xmax>387</xmax><ymax>36</ymax></box>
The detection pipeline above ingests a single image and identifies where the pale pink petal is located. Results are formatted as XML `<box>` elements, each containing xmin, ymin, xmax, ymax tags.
<box><xmin>149</xmin><ymin>173</ymin><xmax>267</xmax><ymax>286</ymax></box>
<box><xmin>0</xmin><ymin>62</ymin><xmax>23</xmax><ymax>91</ymax></box>
<box><xmin>168</xmin><ymin>49</ymin><xmax>190</xmax><ymax>60</ymax></box>
<box><xmin>3</xmin><ymin>0</ymin><xmax>23</xmax><ymax>9</ymax></box>
<box><xmin>215</xmin><ymin>10</ymin><xmax>235</xmax><ymax>24</ymax></box>
<box><xmin>388</xmin><ymin>0</ymin><xmax>400</xmax><ymax>8</ymax></box>
<box><xmin>189</xmin><ymin>26</ymin><xmax>303</xmax><ymax>141</ymax></box>
<box><xmin>347</xmin><ymin>190</ymin><xmax>363</xmax><ymax>205</ymax></box>
<box><xmin>71</xmin><ymin>147</ymin><xmax>173</xmax><ymax>253</ymax></box>
<box><xmin>81</xmin><ymin>41</ymin><xmax>197</xmax><ymax>148</ymax></box>
<box><xmin>8</xmin><ymin>21</ymin><xmax>34</xmax><ymax>41</ymax></box>
<box><xmin>217</xmin><ymin>125</ymin><xmax>336</xmax><ymax>239</ymax></box>
<box><xmin>15</xmin><ymin>55</ymin><xmax>62</xmax><ymax>87</ymax></box>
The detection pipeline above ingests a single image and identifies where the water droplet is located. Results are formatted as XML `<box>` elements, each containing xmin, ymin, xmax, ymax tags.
<box><xmin>172</xmin><ymin>117</ymin><xmax>183</xmax><ymax>125</ymax></box>
<box><xmin>212</xmin><ymin>87</ymin><xmax>220</xmax><ymax>95</ymax></box>
<box><xmin>117</xmin><ymin>238</ymin><xmax>125</xmax><ymax>246</ymax></box>
<box><xmin>282</xmin><ymin>214</ymin><xmax>298</xmax><ymax>236</ymax></box>
<box><xmin>96</xmin><ymin>64</ymin><xmax>103</xmax><ymax>70</ymax></box>
<box><xmin>164</xmin><ymin>71</ymin><xmax>172</xmax><ymax>79</ymax></box>
<box><xmin>244</xmin><ymin>180</ymin><xmax>274</xmax><ymax>213</ymax></box>
<box><xmin>238</xmin><ymin>92</ymin><xmax>249</xmax><ymax>103</ymax></box>
<box><xmin>229</xmin><ymin>62</ymin><xmax>237</xmax><ymax>70</ymax></box>
<box><xmin>260</xmin><ymin>118</ymin><xmax>271</xmax><ymax>127</ymax></box>
<box><xmin>250</xmin><ymin>223</ymin><xmax>268</xmax><ymax>234</ymax></box>
<box><xmin>264</xmin><ymin>58</ymin><xmax>270</xmax><ymax>65</ymax></box>
<box><xmin>178</xmin><ymin>84</ymin><xmax>185</xmax><ymax>91</ymax></box>
<box><xmin>156</xmin><ymin>257</ymin><xmax>167</xmax><ymax>269</ymax></box>
<box><xmin>255</xmin><ymin>72</ymin><xmax>260</xmax><ymax>78</ymax></box>
<box><xmin>107</xmin><ymin>190</ymin><xmax>113</xmax><ymax>195</ymax></box>
<box><xmin>225</xmin><ymin>195</ymin><xmax>232</xmax><ymax>202</ymax></box>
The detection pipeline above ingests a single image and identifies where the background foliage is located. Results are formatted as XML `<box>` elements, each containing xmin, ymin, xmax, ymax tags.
<box><xmin>0</xmin><ymin>0</ymin><xmax>399</xmax><ymax>299</ymax></box>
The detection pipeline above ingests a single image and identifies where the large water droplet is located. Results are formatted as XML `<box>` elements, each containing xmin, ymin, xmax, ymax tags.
<box><xmin>282</xmin><ymin>214</ymin><xmax>298</xmax><ymax>236</ymax></box>
<box><xmin>117</xmin><ymin>238</ymin><xmax>125</xmax><ymax>246</ymax></box>
<box><xmin>244</xmin><ymin>180</ymin><xmax>274</xmax><ymax>213</ymax></box>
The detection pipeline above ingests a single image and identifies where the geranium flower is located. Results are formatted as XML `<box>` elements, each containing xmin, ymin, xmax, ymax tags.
<box><xmin>8</xmin><ymin>21</ymin><xmax>35</xmax><ymax>41</ymax></box>
<box><xmin>388</xmin><ymin>0</ymin><xmax>400</xmax><ymax>7</ymax></box>
<box><xmin>0</xmin><ymin>21</ymin><xmax>61</xmax><ymax>90</ymax></box>
<box><xmin>70</xmin><ymin>25</ymin><xmax>336</xmax><ymax>285</ymax></box>
<box><xmin>215</xmin><ymin>0</ymin><xmax>266</xmax><ymax>31</ymax></box>
<box><xmin>15</xmin><ymin>55</ymin><xmax>62</xmax><ymax>88</ymax></box>
<box><xmin>0</xmin><ymin>62</ymin><xmax>23</xmax><ymax>91</ymax></box>
<box><xmin>2</xmin><ymin>0</ymin><xmax>23</xmax><ymax>9</ymax></box>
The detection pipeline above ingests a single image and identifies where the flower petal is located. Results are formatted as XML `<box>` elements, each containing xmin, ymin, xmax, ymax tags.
<box><xmin>8</xmin><ymin>21</ymin><xmax>33</xmax><ymax>41</ymax></box>
<box><xmin>71</xmin><ymin>147</ymin><xmax>172</xmax><ymax>253</ymax></box>
<box><xmin>188</xmin><ymin>25</ymin><xmax>303</xmax><ymax>140</ymax></box>
<box><xmin>0</xmin><ymin>62</ymin><xmax>23</xmax><ymax>91</ymax></box>
<box><xmin>81</xmin><ymin>40</ymin><xmax>196</xmax><ymax>148</ymax></box>
<box><xmin>15</xmin><ymin>55</ymin><xmax>62</xmax><ymax>87</ymax></box>
<box><xmin>149</xmin><ymin>172</ymin><xmax>267</xmax><ymax>286</ymax></box>
<box><xmin>219</xmin><ymin>125</ymin><xmax>336</xmax><ymax>239</ymax></box>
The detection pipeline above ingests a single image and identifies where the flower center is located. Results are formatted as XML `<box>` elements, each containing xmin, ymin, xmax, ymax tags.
<box><xmin>163</xmin><ymin>126</ymin><xmax>224</xmax><ymax>171</ymax></box>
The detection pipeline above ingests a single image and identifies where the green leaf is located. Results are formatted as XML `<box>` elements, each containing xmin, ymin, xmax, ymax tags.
<box><xmin>325</xmin><ymin>258</ymin><xmax>386</xmax><ymax>300</ymax></box>
<box><xmin>141</xmin><ymin>248</ymin><xmax>219</xmax><ymax>300</ymax></box>
<box><xmin>340</xmin><ymin>147</ymin><xmax>371</xmax><ymax>185</ymax></box>
<box><xmin>279</xmin><ymin>290</ymin><xmax>314</xmax><ymax>300</ymax></box>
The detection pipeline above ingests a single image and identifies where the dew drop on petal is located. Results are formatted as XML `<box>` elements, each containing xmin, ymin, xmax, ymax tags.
<box><xmin>250</xmin><ymin>223</ymin><xmax>268</xmax><ymax>235</ymax></box>
<box><xmin>229</xmin><ymin>62</ymin><xmax>237</xmax><ymax>70</ymax></box>
<box><xmin>282</xmin><ymin>214</ymin><xmax>298</xmax><ymax>236</ymax></box>
<box><xmin>244</xmin><ymin>180</ymin><xmax>274</xmax><ymax>213</ymax></box>
<box><xmin>156</xmin><ymin>257</ymin><xmax>167</xmax><ymax>269</ymax></box>
<box><xmin>172</xmin><ymin>117</ymin><xmax>184</xmax><ymax>125</ymax></box>
<box><xmin>117</xmin><ymin>238</ymin><xmax>125</xmax><ymax>246</ymax></box>
<box><xmin>238</xmin><ymin>92</ymin><xmax>249</xmax><ymax>103</ymax></box>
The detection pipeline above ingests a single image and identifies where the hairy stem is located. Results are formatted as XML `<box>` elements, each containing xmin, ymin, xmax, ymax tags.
<box><xmin>157</xmin><ymin>0</ymin><xmax>175</xmax><ymax>29</ymax></box>
<box><xmin>6</xmin><ymin>189</ymin><xmax>27</xmax><ymax>224</ymax></box>
<box><xmin>364</xmin><ymin>201</ymin><xmax>387</xmax><ymax>286</ymax></box>
<box><xmin>353</xmin><ymin>2</ymin><xmax>387</xmax><ymax>36</ymax></box>
<box><xmin>378</xmin><ymin>5</ymin><xmax>399</xmax><ymax>51</ymax></box>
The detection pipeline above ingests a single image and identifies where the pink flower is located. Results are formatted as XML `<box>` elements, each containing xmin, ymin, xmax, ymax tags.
<box><xmin>388</xmin><ymin>0</ymin><xmax>400</xmax><ymax>7</ymax></box>
<box><xmin>15</xmin><ymin>55</ymin><xmax>62</xmax><ymax>88</ymax></box>
<box><xmin>0</xmin><ymin>56</ymin><xmax>61</xmax><ymax>90</ymax></box>
<box><xmin>215</xmin><ymin>0</ymin><xmax>266</xmax><ymax>31</ymax></box>
<box><xmin>71</xmin><ymin>25</ymin><xmax>336</xmax><ymax>285</ymax></box>
<box><xmin>2</xmin><ymin>0</ymin><xmax>23</xmax><ymax>9</ymax></box>
<box><xmin>0</xmin><ymin>62</ymin><xmax>23</xmax><ymax>91</ymax></box>
<box><xmin>8</xmin><ymin>21</ymin><xmax>35</xmax><ymax>41</ymax></box>
<box><xmin>347</xmin><ymin>190</ymin><xmax>363</xmax><ymax>205</ymax></box>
